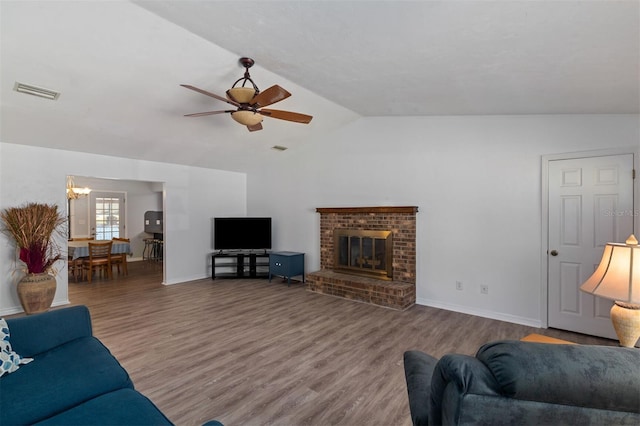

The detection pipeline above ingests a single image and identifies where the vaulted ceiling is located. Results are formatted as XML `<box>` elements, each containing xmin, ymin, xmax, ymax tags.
<box><xmin>1</xmin><ymin>1</ymin><xmax>638</xmax><ymax>172</ymax></box>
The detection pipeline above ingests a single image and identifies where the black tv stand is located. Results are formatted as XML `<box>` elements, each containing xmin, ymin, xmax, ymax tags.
<box><xmin>211</xmin><ymin>251</ymin><xmax>269</xmax><ymax>279</ymax></box>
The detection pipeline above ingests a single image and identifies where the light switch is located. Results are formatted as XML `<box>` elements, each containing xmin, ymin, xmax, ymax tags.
<box><xmin>156</xmin><ymin>220</ymin><xmax>161</xmax><ymax>225</ymax></box>
<box><xmin>145</xmin><ymin>220</ymin><xmax>150</xmax><ymax>225</ymax></box>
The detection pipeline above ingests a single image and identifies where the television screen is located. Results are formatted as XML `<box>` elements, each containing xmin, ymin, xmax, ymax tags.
<box><xmin>214</xmin><ymin>217</ymin><xmax>272</xmax><ymax>251</ymax></box>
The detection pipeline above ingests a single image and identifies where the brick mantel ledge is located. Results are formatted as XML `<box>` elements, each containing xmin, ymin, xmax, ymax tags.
<box><xmin>316</xmin><ymin>206</ymin><xmax>418</xmax><ymax>214</ymax></box>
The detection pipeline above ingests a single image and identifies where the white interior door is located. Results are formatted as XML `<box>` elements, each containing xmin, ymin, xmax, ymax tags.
<box><xmin>90</xmin><ymin>192</ymin><xmax>125</xmax><ymax>240</ymax></box>
<box><xmin>547</xmin><ymin>154</ymin><xmax>634</xmax><ymax>339</ymax></box>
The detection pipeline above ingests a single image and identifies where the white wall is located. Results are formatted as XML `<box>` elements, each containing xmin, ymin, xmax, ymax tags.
<box><xmin>247</xmin><ymin>114</ymin><xmax>640</xmax><ymax>327</ymax></box>
<box><xmin>3</xmin><ymin>115</ymin><xmax>638</xmax><ymax>324</ymax></box>
<box><xmin>127</xmin><ymin>192</ymin><xmax>163</xmax><ymax>259</ymax></box>
<box><xmin>0</xmin><ymin>142</ymin><xmax>246</xmax><ymax>315</ymax></box>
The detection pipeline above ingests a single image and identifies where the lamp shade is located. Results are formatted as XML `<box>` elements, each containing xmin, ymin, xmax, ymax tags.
<box><xmin>226</xmin><ymin>87</ymin><xmax>256</xmax><ymax>104</ymax></box>
<box><xmin>580</xmin><ymin>236</ymin><xmax>640</xmax><ymax>304</ymax></box>
<box><xmin>231</xmin><ymin>110</ymin><xmax>263</xmax><ymax>126</ymax></box>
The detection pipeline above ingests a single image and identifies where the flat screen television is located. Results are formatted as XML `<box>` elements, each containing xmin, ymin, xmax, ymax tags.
<box><xmin>214</xmin><ymin>217</ymin><xmax>272</xmax><ymax>251</ymax></box>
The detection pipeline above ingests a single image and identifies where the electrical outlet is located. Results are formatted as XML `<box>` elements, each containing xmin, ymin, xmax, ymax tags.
<box><xmin>480</xmin><ymin>284</ymin><xmax>489</xmax><ymax>295</ymax></box>
<box><xmin>456</xmin><ymin>281</ymin><xmax>463</xmax><ymax>291</ymax></box>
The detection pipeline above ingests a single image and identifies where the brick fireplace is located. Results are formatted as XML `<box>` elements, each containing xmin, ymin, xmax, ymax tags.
<box><xmin>306</xmin><ymin>206</ymin><xmax>417</xmax><ymax>310</ymax></box>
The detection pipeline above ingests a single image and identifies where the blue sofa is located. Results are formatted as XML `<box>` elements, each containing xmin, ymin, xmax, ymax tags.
<box><xmin>404</xmin><ymin>340</ymin><xmax>640</xmax><ymax>425</ymax></box>
<box><xmin>0</xmin><ymin>305</ymin><xmax>174</xmax><ymax>425</ymax></box>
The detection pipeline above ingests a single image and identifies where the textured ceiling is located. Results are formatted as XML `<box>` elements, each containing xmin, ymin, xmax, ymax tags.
<box><xmin>136</xmin><ymin>0</ymin><xmax>640</xmax><ymax>116</ymax></box>
<box><xmin>1</xmin><ymin>1</ymin><xmax>638</xmax><ymax>173</ymax></box>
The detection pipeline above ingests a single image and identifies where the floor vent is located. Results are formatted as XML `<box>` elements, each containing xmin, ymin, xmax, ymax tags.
<box><xmin>14</xmin><ymin>82</ymin><xmax>60</xmax><ymax>100</ymax></box>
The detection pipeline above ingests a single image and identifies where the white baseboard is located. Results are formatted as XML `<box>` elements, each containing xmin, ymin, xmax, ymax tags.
<box><xmin>0</xmin><ymin>306</ymin><xmax>25</xmax><ymax>316</ymax></box>
<box><xmin>164</xmin><ymin>274</ymin><xmax>209</xmax><ymax>285</ymax></box>
<box><xmin>0</xmin><ymin>299</ymin><xmax>70</xmax><ymax>317</ymax></box>
<box><xmin>416</xmin><ymin>297</ymin><xmax>543</xmax><ymax>328</ymax></box>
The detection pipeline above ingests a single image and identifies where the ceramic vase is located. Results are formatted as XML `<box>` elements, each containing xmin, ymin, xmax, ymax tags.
<box><xmin>17</xmin><ymin>273</ymin><xmax>56</xmax><ymax>315</ymax></box>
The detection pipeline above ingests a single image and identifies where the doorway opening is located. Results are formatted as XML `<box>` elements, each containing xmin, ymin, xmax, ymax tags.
<box><xmin>67</xmin><ymin>175</ymin><xmax>165</xmax><ymax>284</ymax></box>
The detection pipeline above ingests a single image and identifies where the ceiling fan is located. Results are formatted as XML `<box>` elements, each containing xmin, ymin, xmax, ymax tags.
<box><xmin>181</xmin><ymin>57</ymin><xmax>313</xmax><ymax>132</ymax></box>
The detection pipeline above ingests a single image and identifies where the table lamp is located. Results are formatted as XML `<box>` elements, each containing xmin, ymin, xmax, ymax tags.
<box><xmin>580</xmin><ymin>234</ymin><xmax>640</xmax><ymax>348</ymax></box>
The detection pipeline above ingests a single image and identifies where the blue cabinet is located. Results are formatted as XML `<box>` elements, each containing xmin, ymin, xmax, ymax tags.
<box><xmin>269</xmin><ymin>251</ymin><xmax>305</xmax><ymax>286</ymax></box>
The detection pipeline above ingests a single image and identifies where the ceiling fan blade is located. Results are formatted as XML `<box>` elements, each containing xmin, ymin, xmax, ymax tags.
<box><xmin>247</xmin><ymin>122</ymin><xmax>263</xmax><ymax>132</ymax></box>
<box><xmin>180</xmin><ymin>84</ymin><xmax>240</xmax><ymax>107</ymax></box>
<box><xmin>184</xmin><ymin>110</ymin><xmax>233</xmax><ymax>117</ymax></box>
<box><xmin>250</xmin><ymin>85</ymin><xmax>291</xmax><ymax>108</ymax></box>
<box><xmin>259</xmin><ymin>109</ymin><xmax>313</xmax><ymax>124</ymax></box>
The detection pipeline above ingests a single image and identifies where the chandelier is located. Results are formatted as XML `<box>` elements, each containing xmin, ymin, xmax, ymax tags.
<box><xmin>66</xmin><ymin>176</ymin><xmax>91</xmax><ymax>200</ymax></box>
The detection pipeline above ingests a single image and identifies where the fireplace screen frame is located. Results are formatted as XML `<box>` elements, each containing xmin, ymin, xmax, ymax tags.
<box><xmin>333</xmin><ymin>229</ymin><xmax>393</xmax><ymax>280</ymax></box>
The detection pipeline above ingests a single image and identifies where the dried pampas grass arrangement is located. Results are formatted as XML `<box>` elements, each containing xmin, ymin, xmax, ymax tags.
<box><xmin>0</xmin><ymin>203</ymin><xmax>66</xmax><ymax>274</ymax></box>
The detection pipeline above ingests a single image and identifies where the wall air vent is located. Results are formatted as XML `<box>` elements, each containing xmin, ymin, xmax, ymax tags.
<box><xmin>13</xmin><ymin>82</ymin><xmax>60</xmax><ymax>100</ymax></box>
<box><xmin>271</xmin><ymin>145</ymin><xmax>288</xmax><ymax>151</ymax></box>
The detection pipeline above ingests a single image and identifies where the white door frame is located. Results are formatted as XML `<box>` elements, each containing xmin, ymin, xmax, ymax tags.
<box><xmin>540</xmin><ymin>146</ymin><xmax>638</xmax><ymax>328</ymax></box>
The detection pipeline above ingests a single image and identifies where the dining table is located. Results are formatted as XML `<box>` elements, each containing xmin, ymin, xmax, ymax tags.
<box><xmin>68</xmin><ymin>240</ymin><xmax>131</xmax><ymax>260</ymax></box>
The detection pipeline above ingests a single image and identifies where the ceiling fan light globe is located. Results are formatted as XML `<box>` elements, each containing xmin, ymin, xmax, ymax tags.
<box><xmin>231</xmin><ymin>110</ymin><xmax>263</xmax><ymax>126</ymax></box>
<box><xmin>227</xmin><ymin>87</ymin><xmax>257</xmax><ymax>104</ymax></box>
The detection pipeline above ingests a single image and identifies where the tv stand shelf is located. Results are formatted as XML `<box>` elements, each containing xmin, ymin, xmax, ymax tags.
<box><xmin>211</xmin><ymin>251</ymin><xmax>269</xmax><ymax>279</ymax></box>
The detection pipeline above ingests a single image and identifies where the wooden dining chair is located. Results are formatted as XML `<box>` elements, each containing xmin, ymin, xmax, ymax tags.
<box><xmin>68</xmin><ymin>256</ymin><xmax>80</xmax><ymax>282</ymax></box>
<box><xmin>68</xmin><ymin>237</ymin><xmax>95</xmax><ymax>282</ymax></box>
<box><xmin>81</xmin><ymin>241</ymin><xmax>113</xmax><ymax>283</ymax></box>
<box><xmin>111</xmin><ymin>237</ymin><xmax>130</xmax><ymax>276</ymax></box>
<box><xmin>67</xmin><ymin>256</ymin><xmax>82</xmax><ymax>282</ymax></box>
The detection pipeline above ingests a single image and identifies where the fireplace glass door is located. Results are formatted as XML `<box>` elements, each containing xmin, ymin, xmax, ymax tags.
<box><xmin>334</xmin><ymin>229</ymin><xmax>392</xmax><ymax>279</ymax></box>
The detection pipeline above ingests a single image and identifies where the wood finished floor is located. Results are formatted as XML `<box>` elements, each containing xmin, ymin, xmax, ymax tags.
<box><xmin>67</xmin><ymin>261</ymin><xmax>615</xmax><ymax>426</ymax></box>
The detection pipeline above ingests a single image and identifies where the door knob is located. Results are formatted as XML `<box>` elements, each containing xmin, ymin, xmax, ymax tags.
<box><xmin>550</xmin><ymin>250</ymin><xmax>558</xmax><ymax>256</ymax></box>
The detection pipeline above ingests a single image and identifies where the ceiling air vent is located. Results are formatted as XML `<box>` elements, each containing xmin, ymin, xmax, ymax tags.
<box><xmin>13</xmin><ymin>82</ymin><xmax>60</xmax><ymax>100</ymax></box>
<box><xmin>271</xmin><ymin>145</ymin><xmax>288</xmax><ymax>151</ymax></box>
